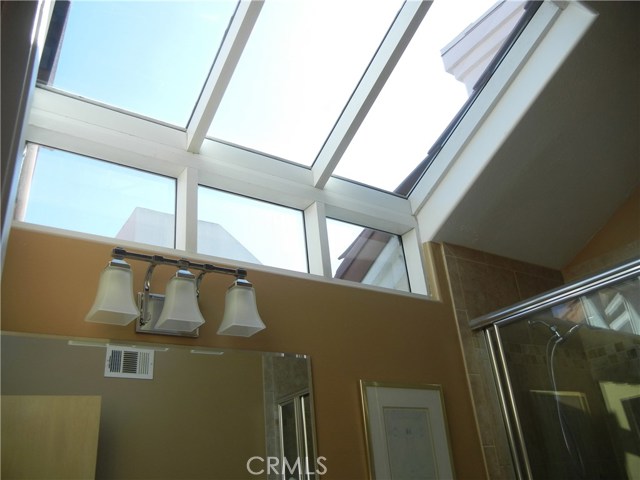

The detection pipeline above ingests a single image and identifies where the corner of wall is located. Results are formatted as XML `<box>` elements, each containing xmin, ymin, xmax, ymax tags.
<box><xmin>422</xmin><ymin>241</ymin><xmax>445</xmax><ymax>302</ymax></box>
<box><xmin>563</xmin><ymin>185</ymin><xmax>640</xmax><ymax>282</ymax></box>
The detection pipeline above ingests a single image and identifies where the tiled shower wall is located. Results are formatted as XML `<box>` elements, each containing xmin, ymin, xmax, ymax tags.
<box><xmin>441</xmin><ymin>243</ymin><xmax>564</xmax><ymax>479</ymax></box>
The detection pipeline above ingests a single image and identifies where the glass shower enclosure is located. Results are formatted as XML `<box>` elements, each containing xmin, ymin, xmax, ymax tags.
<box><xmin>471</xmin><ymin>259</ymin><xmax>640</xmax><ymax>480</ymax></box>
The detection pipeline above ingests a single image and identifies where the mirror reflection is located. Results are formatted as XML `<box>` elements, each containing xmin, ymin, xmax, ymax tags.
<box><xmin>1</xmin><ymin>333</ymin><xmax>316</xmax><ymax>480</ymax></box>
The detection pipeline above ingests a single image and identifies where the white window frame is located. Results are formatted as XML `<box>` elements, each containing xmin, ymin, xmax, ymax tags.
<box><xmin>23</xmin><ymin>88</ymin><xmax>429</xmax><ymax>295</ymax></box>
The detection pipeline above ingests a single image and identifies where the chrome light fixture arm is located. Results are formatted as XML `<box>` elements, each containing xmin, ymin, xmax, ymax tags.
<box><xmin>111</xmin><ymin>247</ymin><xmax>247</xmax><ymax>280</ymax></box>
<box><xmin>140</xmin><ymin>262</ymin><xmax>158</xmax><ymax>326</ymax></box>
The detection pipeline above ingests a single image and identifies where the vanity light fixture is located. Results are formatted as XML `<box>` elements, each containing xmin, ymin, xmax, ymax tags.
<box><xmin>85</xmin><ymin>247</ymin><xmax>265</xmax><ymax>337</ymax></box>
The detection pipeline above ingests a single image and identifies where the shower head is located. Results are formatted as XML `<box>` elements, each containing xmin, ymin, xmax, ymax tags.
<box><xmin>557</xmin><ymin>323</ymin><xmax>583</xmax><ymax>344</ymax></box>
<box><xmin>528</xmin><ymin>319</ymin><xmax>563</xmax><ymax>340</ymax></box>
<box><xmin>528</xmin><ymin>318</ymin><xmax>583</xmax><ymax>343</ymax></box>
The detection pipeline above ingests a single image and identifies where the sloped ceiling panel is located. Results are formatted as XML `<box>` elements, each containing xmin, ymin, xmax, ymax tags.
<box><xmin>434</xmin><ymin>1</ymin><xmax>639</xmax><ymax>269</ymax></box>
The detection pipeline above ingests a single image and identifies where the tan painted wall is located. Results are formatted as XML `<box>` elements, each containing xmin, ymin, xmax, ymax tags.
<box><xmin>563</xmin><ymin>186</ymin><xmax>640</xmax><ymax>281</ymax></box>
<box><xmin>1</xmin><ymin>226</ymin><xmax>485</xmax><ymax>479</ymax></box>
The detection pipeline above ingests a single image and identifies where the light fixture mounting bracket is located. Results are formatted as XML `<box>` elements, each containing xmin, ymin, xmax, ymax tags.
<box><xmin>135</xmin><ymin>292</ymin><xmax>200</xmax><ymax>338</ymax></box>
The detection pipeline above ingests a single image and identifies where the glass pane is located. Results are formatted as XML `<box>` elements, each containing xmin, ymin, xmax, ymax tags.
<box><xmin>207</xmin><ymin>0</ymin><xmax>404</xmax><ymax>166</ymax></box>
<box><xmin>279</xmin><ymin>401</ymin><xmax>301</xmax><ymax>478</ymax></box>
<box><xmin>18</xmin><ymin>145</ymin><xmax>176</xmax><ymax>248</ymax></box>
<box><xmin>40</xmin><ymin>0</ymin><xmax>238</xmax><ymax>126</ymax></box>
<box><xmin>334</xmin><ymin>0</ymin><xmax>528</xmax><ymax>193</ymax></box>
<box><xmin>326</xmin><ymin>218</ymin><xmax>409</xmax><ymax>292</ymax></box>
<box><xmin>492</xmin><ymin>273</ymin><xmax>640</xmax><ymax>479</ymax></box>
<box><xmin>197</xmin><ymin>186</ymin><xmax>308</xmax><ymax>272</ymax></box>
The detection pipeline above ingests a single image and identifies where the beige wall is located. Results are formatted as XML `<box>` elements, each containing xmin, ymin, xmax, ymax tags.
<box><xmin>1</xmin><ymin>226</ymin><xmax>485</xmax><ymax>479</ymax></box>
<box><xmin>563</xmin><ymin>186</ymin><xmax>640</xmax><ymax>281</ymax></box>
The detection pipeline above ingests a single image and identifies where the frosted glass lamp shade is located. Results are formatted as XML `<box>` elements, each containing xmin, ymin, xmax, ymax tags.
<box><xmin>217</xmin><ymin>279</ymin><xmax>265</xmax><ymax>337</ymax></box>
<box><xmin>155</xmin><ymin>271</ymin><xmax>205</xmax><ymax>333</ymax></box>
<box><xmin>85</xmin><ymin>259</ymin><xmax>139</xmax><ymax>325</ymax></box>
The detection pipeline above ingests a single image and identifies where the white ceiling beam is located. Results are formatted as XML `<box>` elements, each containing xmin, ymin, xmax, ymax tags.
<box><xmin>311</xmin><ymin>0</ymin><xmax>432</xmax><ymax>188</ymax></box>
<box><xmin>30</xmin><ymin>87</ymin><xmax>188</xmax><ymax>149</ymax></box>
<box><xmin>27</xmin><ymin>92</ymin><xmax>416</xmax><ymax>235</ymax></box>
<box><xmin>186</xmin><ymin>0</ymin><xmax>264</xmax><ymax>153</ymax></box>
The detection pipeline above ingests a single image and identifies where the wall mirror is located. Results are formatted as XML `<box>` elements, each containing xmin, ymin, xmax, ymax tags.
<box><xmin>0</xmin><ymin>332</ymin><xmax>317</xmax><ymax>480</ymax></box>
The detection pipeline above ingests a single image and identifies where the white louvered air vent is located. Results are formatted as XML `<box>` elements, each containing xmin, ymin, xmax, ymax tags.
<box><xmin>105</xmin><ymin>345</ymin><xmax>154</xmax><ymax>379</ymax></box>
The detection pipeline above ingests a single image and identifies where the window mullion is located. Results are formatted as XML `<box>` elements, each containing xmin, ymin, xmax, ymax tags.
<box><xmin>311</xmin><ymin>0</ymin><xmax>431</xmax><ymax>188</ymax></box>
<box><xmin>176</xmin><ymin>166</ymin><xmax>199</xmax><ymax>252</ymax></box>
<box><xmin>304</xmin><ymin>202</ymin><xmax>332</xmax><ymax>277</ymax></box>
<box><xmin>186</xmin><ymin>0</ymin><xmax>264</xmax><ymax>153</ymax></box>
<box><xmin>402</xmin><ymin>228</ymin><xmax>428</xmax><ymax>295</ymax></box>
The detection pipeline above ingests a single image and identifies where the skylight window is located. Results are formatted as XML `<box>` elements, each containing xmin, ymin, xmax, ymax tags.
<box><xmin>207</xmin><ymin>0</ymin><xmax>405</xmax><ymax>166</ymax></box>
<box><xmin>334</xmin><ymin>0</ymin><xmax>527</xmax><ymax>192</ymax></box>
<box><xmin>23</xmin><ymin>0</ymin><xmax>538</xmax><ymax>294</ymax></box>
<box><xmin>39</xmin><ymin>0</ymin><xmax>238</xmax><ymax>126</ymax></box>
<box><xmin>38</xmin><ymin>0</ymin><xmax>528</xmax><ymax>192</ymax></box>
